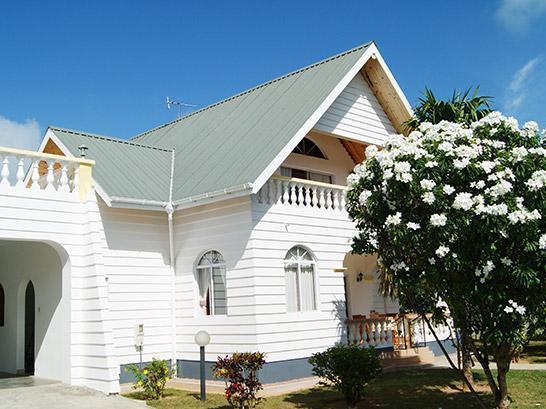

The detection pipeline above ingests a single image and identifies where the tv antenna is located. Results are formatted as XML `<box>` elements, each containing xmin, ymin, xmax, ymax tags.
<box><xmin>166</xmin><ymin>96</ymin><xmax>197</xmax><ymax>118</ymax></box>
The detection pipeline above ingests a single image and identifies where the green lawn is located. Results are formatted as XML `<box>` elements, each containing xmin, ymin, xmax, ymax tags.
<box><xmin>519</xmin><ymin>340</ymin><xmax>546</xmax><ymax>364</ymax></box>
<box><xmin>125</xmin><ymin>368</ymin><xmax>545</xmax><ymax>409</ymax></box>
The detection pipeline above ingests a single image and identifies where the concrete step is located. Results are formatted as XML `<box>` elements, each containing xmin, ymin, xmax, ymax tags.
<box><xmin>380</xmin><ymin>346</ymin><xmax>436</xmax><ymax>369</ymax></box>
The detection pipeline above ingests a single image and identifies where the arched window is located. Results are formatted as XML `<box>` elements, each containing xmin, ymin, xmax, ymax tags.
<box><xmin>196</xmin><ymin>251</ymin><xmax>227</xmax><ymax>315</ymax></box>
<box><xmin>293</xmin><ymin>138</ymin><xmax>326</xmax><ymax>159</ymax></box>
<box><xmin>0</xmin><ymin>284</ymin><xmax>4</xmax><ymax>327</ymax></box>
<box><xmin>284</xmin><ymin>246</ymin><xmax>317</xmax><ymax>312</ymax></box>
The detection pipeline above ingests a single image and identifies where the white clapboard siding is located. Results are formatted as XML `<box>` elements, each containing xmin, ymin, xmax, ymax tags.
<box><xmin>0</xmin><ymin>189</ymin><xmax>119</xmax><ymax>394</ymax></box>
<box><xmin>174</xmin><ymin>196</ymin><xmax>260</xmax><ymax>362</ymax></box>
<box><xmin>98</xmin><ymin>203</ymin><xmax>173</xmax><ymax>366</ymax></box>
<box><xmin>314</xmin><ymin>72</ymin><xmax>396</xmax><ymax>145</ymax></box>
<box><xmin>249</xmin><ymin>199</ymin><xmax>354</xmax><ymax>362</ymax></box>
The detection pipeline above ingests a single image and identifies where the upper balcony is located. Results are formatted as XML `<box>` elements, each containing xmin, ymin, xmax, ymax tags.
<box><xmin>254</xmin><ymin>175</ymin><xmax>348</xmax><ymax>213</ymax></box>
<box><xmin>0</xmin><ymin>146</ymin><xmax>94</xmax><ymax>202</ymax></box>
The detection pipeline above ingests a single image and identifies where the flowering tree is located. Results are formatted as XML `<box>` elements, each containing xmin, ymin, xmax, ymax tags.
<box><xmin>346</xmin><ymin>113</ymin><xmax>545</xmax><ymax>409</ymax></box>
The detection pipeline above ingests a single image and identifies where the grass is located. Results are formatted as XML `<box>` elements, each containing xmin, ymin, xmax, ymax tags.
<box><xmin>125</xmin><ymin>368</ymin><xmax>545</xmax><ymax>408</ymax></box>
<box><xmin>519</xmin><ymin>340</ymin><xmax>546</xmax><ymax>364</ymax></box>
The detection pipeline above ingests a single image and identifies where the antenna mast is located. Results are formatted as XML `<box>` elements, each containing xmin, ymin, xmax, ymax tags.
<box><xmin>166</xmin><ymin>96</ymin><xmax>197</xmax><ymax>118</ymax></box>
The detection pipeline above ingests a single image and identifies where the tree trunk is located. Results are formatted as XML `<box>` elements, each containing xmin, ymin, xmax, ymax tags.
<box><xmin>460</xmin><ymin>328</ymin><xmax>474</xmax><ymax>391</ymax></box>
<box><xmin>496</xmin><ymin>359</ymin><xmax>511</xmax><ymax>409</ymax></box>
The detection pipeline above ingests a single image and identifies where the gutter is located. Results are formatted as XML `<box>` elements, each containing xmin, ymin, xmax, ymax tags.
<box><xmin>172</xmin><ymin>182</ymin><xmax>254</xmax><ymax>209</ymax></box>
<box><xmin>166</xmin><ymin>150</ymin><xmax>177</xmax><ymax>378</ymax></box>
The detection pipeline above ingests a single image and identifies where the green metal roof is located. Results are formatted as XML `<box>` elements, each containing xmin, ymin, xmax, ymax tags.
<box><xmin>50</xmin><ymin>42</ymin><xmax>372</xmax><ymax>206</ymax></box>
<box><xmin>50</xmin><ymin>127</ymin><xmax>173</xmax><ymax>202</ymax></box>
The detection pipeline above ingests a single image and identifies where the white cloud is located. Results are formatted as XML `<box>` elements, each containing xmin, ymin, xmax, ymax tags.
<box><xmin>496</xmin><ymin>0</ymin><xmax>546</xmax><ymax>33</ymax></box>
<box><xmin>509</xmin><ymin>57</ymin><xmax>540</xmax><ymax>92</ymax></box>
<box><xmin>0</xmin><ymin>115</ymin><xmax>42</xmax><ymax>151</ymax></box>
<box><xmin>503</xmin><ymin>56</ymin><xmax>545</xmax><ymax>124</ymax></box>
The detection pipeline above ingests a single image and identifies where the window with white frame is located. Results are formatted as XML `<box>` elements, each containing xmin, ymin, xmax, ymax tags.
<box><xmin>196</xmin><ymin>250</ymin><xmax>227</xmax><ymax>315</ymax></box>
<box><xmin>284</xmin><ymin>246</ymin><xmax>318</xmax><ymax>312</ymax></box>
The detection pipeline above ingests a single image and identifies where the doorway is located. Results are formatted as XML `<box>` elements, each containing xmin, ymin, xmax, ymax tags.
<box><xmin>24</xmin><ymin>281</ymin><xmax>35</xmax><ymax>375</ymax></box>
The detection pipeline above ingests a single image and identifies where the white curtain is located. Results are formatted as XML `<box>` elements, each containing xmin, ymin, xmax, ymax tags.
<box><xmin>285</xmin><ymin>263</ymin><xmax>299</xmax><ymax>312</ymax></box>
<box><xmin>300</xmin><ymin>263</ymin><xmax>317</xmax><ymax>311</ymax></box>
<box><xmin>197</xmin><ymin>267</ymin><xmax>211</xmax><ymax>314</ymax></box>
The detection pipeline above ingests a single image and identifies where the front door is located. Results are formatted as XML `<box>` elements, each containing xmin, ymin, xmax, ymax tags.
<box><xmin>24</xmin><ymin>281</ymin><xmax>35</xmax><ymax>375</ymax></box>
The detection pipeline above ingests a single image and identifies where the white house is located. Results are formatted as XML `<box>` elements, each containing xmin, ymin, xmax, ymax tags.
<box><xmin>0</xmin><ymin>42</ymin><xmax>431</xmax><ymax>394</ymax></box>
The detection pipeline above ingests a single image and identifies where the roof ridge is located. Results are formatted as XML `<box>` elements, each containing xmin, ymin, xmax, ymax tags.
<box><xmin>131</xmin><ymin>41</ymin><xmax>373</xmax><ymax>141</ymax></box>
<box><xmin>49</xmin><ymin>126</ymin><xmax>174</xmax><ymax>152</ymax></box>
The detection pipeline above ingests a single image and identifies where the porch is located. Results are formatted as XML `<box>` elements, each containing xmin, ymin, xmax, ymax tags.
<box><xmin>0</xmin><ymin>146</ymin><xmax>120</xmax><ymax>394</ymax></box>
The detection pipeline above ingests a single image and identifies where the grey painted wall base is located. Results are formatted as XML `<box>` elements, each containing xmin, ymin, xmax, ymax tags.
<box><xmin>119</xmin><ymin>360</ymin><xmax>172</xmax><ymax>384</ymax></box>
<box><xmin>177</xmin><ymin>357</ymin><xmax>314</xmax><ymax>384</ymax></box>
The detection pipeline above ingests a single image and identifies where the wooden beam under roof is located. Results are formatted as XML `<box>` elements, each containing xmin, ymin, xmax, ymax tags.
<box><xmin>362</xmin><ymin>58</ymin><xmax>412</xmax><ymax>135</ymax></box>
<box><xmin>339</xmin><ymin>139</ymin><xmax>367</xmax><ymax>164</ymax></box>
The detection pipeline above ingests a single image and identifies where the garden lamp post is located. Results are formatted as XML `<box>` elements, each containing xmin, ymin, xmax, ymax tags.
<box><xmin>194</xmin><ymin>330</ymin><xmax>211</xmax><ymax>401</ymax></box>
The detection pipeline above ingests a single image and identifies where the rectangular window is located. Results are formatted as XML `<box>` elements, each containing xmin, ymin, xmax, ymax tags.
<box><xmin>280</xmin><ymin>167</ymin><xmax>332</xmax><ymax>184</ymax></box>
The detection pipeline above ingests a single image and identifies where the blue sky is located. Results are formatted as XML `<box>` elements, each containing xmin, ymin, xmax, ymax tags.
<box><xmin>0</xmin><ymin>0</ymin><xmax>545</xmax><ymax>150</ymax></box>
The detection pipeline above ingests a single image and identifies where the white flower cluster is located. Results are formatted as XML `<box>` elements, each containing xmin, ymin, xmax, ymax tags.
<box><xmin>475</xmin><ymin>260</ymin><xmax>495</xmax><ymax>283</ymax></box>
<box><xmin>391</xmin><ymin>260</ymin><xmax>409</xmax><ymax>272</ymax></box>
<box><xmin>435</xmin><ymin>245</ymin><xmax>450</xmax><ymax>258</ymax></box>
<box><xmin>430</xmin><ymin>213</ymin><xmax>447</xmax><ymax>226</ymax></box>
<box><xmin>504</xmin><ymin>299</ymin><xmax>526</xmax><ymax>315</ymax></box>
<box><xmin>452</xmin><ymin>192</ymin><xmax>474</xmax><ymax>211</ymax></box>
<box><xmin>539</xmin><ymin>234</ymin><xmax>546</xmax><ymax>250</ymax></box>
<box><xmin>385</xmin><ymin>212</ymin><xmax>402</xmax><ymax>226</ymax></box>
<box><xmin>359</xmin><ymin>189</ymin><xmax>372</xmax><ymax>205</ymax></box>
<box><xmin>526</xmin><ymin>170</ymin><xmax>546</xmax><ymax>191</ymax></box>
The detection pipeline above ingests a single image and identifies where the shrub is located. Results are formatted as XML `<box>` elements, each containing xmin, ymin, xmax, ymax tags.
<box><xmin>212</xmin><ymin>352</ymin><xmax>266</xmax><ymax>409</ymax></box>
<box><xmin>126</xmin><ymin>358</ymin><xmax>173</xmax><ymax>400</ymax></box>
<box><xmin>309</xmin><ymin>344</ymin><xmax>382</xmax><ymax>409</ymax></box>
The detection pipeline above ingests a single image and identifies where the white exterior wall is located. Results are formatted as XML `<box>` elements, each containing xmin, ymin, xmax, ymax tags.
<box><xmin>0</xmin><ymin>188</ymin><xmax>118</xmax><ymax>394</ymax></box>
<box><xmin>174</xmin><ymin>196</ymin><xmax>256</xmax><ymax>362</ymax></box>
<box><xmin>97</xmin><ymin>203</ymin><xmax>173</xmax><ymax>367</ymax></box>
<box><xmin>250</xmin><ymin>200</ymin><xmax>354</xmax><ymax>361</ymax></box>
<box><xmin>314</xmin><ymin>72</ymin><xmax>396</xmax><ymax>146</ymax></box>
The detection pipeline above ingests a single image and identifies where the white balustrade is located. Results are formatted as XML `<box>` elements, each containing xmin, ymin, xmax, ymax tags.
<box><xmin>346</xmin><ymin>317</ymin><xmax>395</xmax><ymax>349</ymax></box>
<box><xmin>256</xmin><ymin>176</ymin><xmax>347</xmax><ymax>211</ymax></box>
<box><xmin>0</xmin><ymin>147</ymin><xmax>92</xmax><ymax>197</ymax></box>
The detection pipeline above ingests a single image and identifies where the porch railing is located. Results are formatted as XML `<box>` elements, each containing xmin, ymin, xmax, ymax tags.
<box><xmin>255</xmin><ymin>176</ymin><xmax>347</xmax><ymax>211</ymax></box>
<box><xmin>0</xmin><ymin>146</ymin><xmax>94</xmax><ymax>202</ymax></box>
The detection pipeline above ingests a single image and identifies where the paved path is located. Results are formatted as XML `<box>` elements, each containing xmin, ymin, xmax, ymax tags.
<box><xmin>0</xmin><ymin>377</ymin><xmax>144</xmax><ymax>409</ymax></box>
<box><xmin>432</xmin><ymin>354</ymin><xmax>546</xmax><ymax>371</ymax></box>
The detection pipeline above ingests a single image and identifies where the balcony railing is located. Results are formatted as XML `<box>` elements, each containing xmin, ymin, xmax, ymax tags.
<box><xmin>0</xmin><ymin>146</ymin><xmax>94</xmax><ymax>201</ymax></box>
<box><xmin>255</xmin><ymin>176</ymin><xmax>347</xmax><ymax>211</ymax></box>
<box><xmin>346</xmin><ymin>317</ymin><xmax>399</xmax><ymax>349</ymax></box>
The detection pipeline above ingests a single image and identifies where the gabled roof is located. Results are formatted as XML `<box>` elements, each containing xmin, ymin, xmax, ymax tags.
<box><xmin>44</xmin><ymin>41</ymin><xmax>411</xmax><ymax>210</ymax></box>
<box><xmin>49</xmin><ymin>127</ymin><xmax>173</xmax><ymax>203</ymax></box>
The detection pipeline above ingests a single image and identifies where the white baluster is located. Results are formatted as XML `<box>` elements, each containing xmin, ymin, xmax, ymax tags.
<box><xmin>31</xmin><ymin>161</ymin><xmax>40</xmax><ymax>189</ymax></box>
<box><xmin>297</xmin><ymin>183</ymin><xmax>304</xmax><ymax>206</ymax></box>
<box><xmin>72</xmin><ymin>164</ymin><xmax>79</xmax><ymax>193</ymax></box>
<box><xmin>340</xmin><ymin>190</ymin><xmax>346</xmax><ymax>211</ymax></box>
<box><xmin>325</xmin><ymin>188</ymin><xmax>333</xmax><ymax>209</ymax></box>
<box><xmin>333</xmin><ymin>189</ymin><xmax>340</xmax><ymax>210</ymax></box>
<box><xmin>59</xmin><ymin>163</ymin><xmax>70</xmax><ymax>192</ymax></box>
<box><xmin>15</xmin><ymin>156</ymin><xmax>25</xmax><ymax>188</ymax></box>
<box><xmin>282</xmin><ymin>181</ymin><xmax>290</xmax><ymax>204</ymax></box>
<box><xmin>267</xmin><ymin>179</ymin><xmax>274</xmax><ymax>204</ymax></box>
<box><xmin>318</xmin><ymin>188</ymin><xmax>326</xmax><ymax>208</ymax></box>
<box><xmin>290</xmin><ymin>182</ymin><xmax>297</xmax><ymax>204</ymax></box>
<box><xmin>0</xmin><ymin>155</ymin><xmax>10</xmax><ymax>187</ymax></box>
<box><xmin>304</xmin><ymin>186</ymin><xmax>311</xmax><ymax>207</ymax></box>
<box><xmin>45</xmin><ymin>163</ymin><xmax>55</xmax><ymax>191</ymax></box>
<box><xmin>276</xmin><ymin>179</ymin><xmax>283</xmax><ymax>204</ymax></box>
<box><xmin>311</xmin><ymin>187</ymin><xmax>318</xmax><ymax>207</ymax></box>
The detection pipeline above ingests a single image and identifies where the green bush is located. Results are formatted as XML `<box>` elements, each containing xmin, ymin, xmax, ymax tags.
<box><xmin>126</xmin><ymin>358</ymin><xmax>173</xmax><ymax>400</ymax></box>
<box><xmin>309</xmin><ymin>344</ymin><xmax>382</xmax><ymax>408</ymax></box>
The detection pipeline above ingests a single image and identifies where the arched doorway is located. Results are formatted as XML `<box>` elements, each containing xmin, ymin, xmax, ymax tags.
<box><xmin>24</xmin><ymin>281</ymin><xmax>35</xmax><ymax>375</ymax></box>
